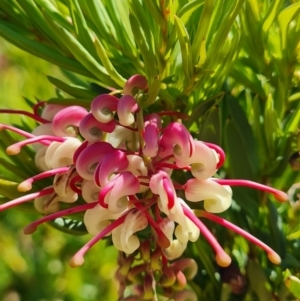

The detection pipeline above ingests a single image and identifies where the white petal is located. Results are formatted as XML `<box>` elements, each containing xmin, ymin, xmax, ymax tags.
<box><xmin>125</xmin><ymin>155</ymin><xmax>147</xmax><ymax>176</ymax></box>
<box><xmin>53</xmin><ymin>168</ymin><xmax>78</xmax><ymax>198</ymax></box>
<box><xmin>34</xmin><ymin>146</ymin><xmax>49</xmax><ymax>171</ymax></box>
<box><xmin>50</xmin><ymin>138</ymin><xmax>82</xmax><ymax>168</ymax></box>
<box><xmin>82</xmin><ymin>180</ymin><xmax>100</xmax><ymax>203</ymax></box>
<box><xmin>159</xmin><ymin>218</ymin><xmax>175</xmax><ymax>243</ymax></box>
<box><xmin>44</xmin><ymin>142</ymin><xmax>61</xmax><ymax>169</ymax></box>
<box><xmin>185</xmin><ymin>179</ymin><xmax>232</xmax><ymax>213</ymax></box>
<box><xmin>112</xmin><ymin>210</ymin><xmax>147</xmax><ymax>254</ymax></box>
<box><xmin>34</xmin><ymin>192</ymin><xmax>59</xmax><ymax>214</ymax></box>
<box><xmin>163</xmin><ymin>240</ymin><xmax>187</xmax><ymax>260</ymax></box>
<box><xmin>176</xmin><ymin>141</ymin><xmax>218</xmax><ymax>180</ymax></box>
<box><xmin>125</xmin><ymin>155</ymin><xmax>148</xmax><ymax>193</ymax></box>
<box><xmin>168</xmin><ymin>198</ymin><xmax>200</xmax><ymax>244</ymax></box>
<box><xmin>107</xmin><ymin>125</ymin><xmax>135</xmax><ymax>149</ymax></box>
<box><xmin>41</xmin><ymin>104</ymin><xmax>66</xmax><ymax>121</ymax></box>
<box><xmin>31</xmin><ymin>124</ymin><xmax>55</xmax><ymax>151</ymax></box>
<box><xmin>84</xmin><ymin>204</ymin><xmax>123</xmax><ymax>236</ymax></box>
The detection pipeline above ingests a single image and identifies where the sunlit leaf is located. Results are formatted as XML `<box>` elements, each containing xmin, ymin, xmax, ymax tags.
<box><xmin>278</xmin><ymin>2</ymin><xmax>300</xmax><ymax>51</ymax></box>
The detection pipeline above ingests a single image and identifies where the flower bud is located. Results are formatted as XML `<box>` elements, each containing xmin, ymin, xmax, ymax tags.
<box><xmin>159</xmin><ymin>266</ymin><xmax>176</xmax><ymax>287</ymax></box>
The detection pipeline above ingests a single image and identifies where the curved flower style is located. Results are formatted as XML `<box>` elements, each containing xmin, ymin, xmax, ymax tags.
<box><xmin>0</xmin><ymin>74</ymin><xmax>288</xmax><ymax>300</ymax></box>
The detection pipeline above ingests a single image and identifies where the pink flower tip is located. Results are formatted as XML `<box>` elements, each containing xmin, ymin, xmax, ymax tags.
<box><xmin>23</xmin><ymin>224</ymin><xmax>37</xmax><ymax>235</ymax></box>
<box><xmin>274</xmin><ymin>191</ymin><xmax>288</xmax><ymax>203</ymax></box>
<box><xmin>18</xmin><ymin>181</ymin><xmax>33</xmax><ymax>192</ymax></box>
<box><xmin>6</xmin><ymin>145</ymin><xmax>20</xmax><ymax>155</ymax></box>
<box><xmin>69</xmin><ymin>255</ymin><xmax>84</xmax><ymax>268</ymax></box>
<box><xmin>216</xmin><ymin>252</ymin><xmax>231</xmax><ymax>267</ymax></box>
<box><xmin>268</xmin><ymin>252</ymin><xmax>281</xmax><ymax>264</ymax></box>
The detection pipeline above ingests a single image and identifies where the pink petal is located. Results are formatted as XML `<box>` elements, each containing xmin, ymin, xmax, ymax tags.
<box><xmin>52</xmin><ymin>106</ymin><xmax>88</xmax><ymax>137</ymax></box>
<box><xmin>91</xmin><ymin>94</ymin><xmax>119</xmax><ymax>123</ymax></box>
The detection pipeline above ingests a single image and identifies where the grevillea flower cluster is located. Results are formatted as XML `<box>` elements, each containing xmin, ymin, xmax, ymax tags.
<box><xmin>0</xmin><ymin>75</ymin><xmax>288</xmax><ymax>300</ymax></box>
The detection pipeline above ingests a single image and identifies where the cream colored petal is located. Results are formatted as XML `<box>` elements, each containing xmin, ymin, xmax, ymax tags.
<box><xmin>84</xmin><ymin>204</ymin><xmax>123</xmax><ymax>236</ymax></box>
<box><xmin>176</xmin><ymin>141</ymin><xmax>218</xmax><ymax>180</ymax></box>
<box><xmin>169</xmin><ymin>199</ymin><xmax>200</xmax><ymax>244</ymax></box>
<box><xmin>82</xmin><ymin>180</ymin><xmax>100</xmax><ymax>203</ymax></box>
<box><xmin>112</xmin><ymin>210</ymin><xmax>147</xmax><ymax>254</ymax></box>
<box><xmin>34</xmin><ymin>192</ymin><xmax>60</xmax><ymax>214</ymax></box>
<box><xmin>34</xmin><ymin>146</ymin><xmax>49</xmax><ymax>171</ymax></box>
<box><xmin>31</xmin><ymin>124</ymin><xmax>55</xmax><ymax>151</ymax></box>
<box><xmin>50</xmin><ymin>138</ymin><xmax>81</xmax><ymax>168</ymax></box>
<box><xmin>185</xmin><ymin>179</ymin><xmax>232</xmax><ymax>213</ymax></box>
<box><xmin>44</xmin><ymin>142</ymin><xmax>61</xmax><ymax>169</ymax></box>
<box><xmin>163</xmin><ymin>240</ymin><xmax>187</xmax><ymax>260</ymax></box>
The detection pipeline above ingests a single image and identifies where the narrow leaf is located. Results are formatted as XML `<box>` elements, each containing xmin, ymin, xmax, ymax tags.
<box><xmin>278</xmin><ymin>2</ymin><xmax>300</xmax><ymax>51</ymax></box>
<box><xmin>47</xmin><ymin>76</ymin><xmax>98</xmax><ymax>99</ymax></box>
<box><xmin>94</xmin><ymin>38</ymin><xmax>126</xmax><ymax>87</ymax></box>
<box><xmin>174</xmin><ymin>15</ymin><xmax>193</xmax><ymax>88</ymax></box>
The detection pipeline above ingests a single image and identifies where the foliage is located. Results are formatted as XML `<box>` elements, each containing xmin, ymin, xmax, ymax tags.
<box><xmin>0</xmin><ymin>0</ymin><xmax>300</xmax><ymax>300</ymax></box>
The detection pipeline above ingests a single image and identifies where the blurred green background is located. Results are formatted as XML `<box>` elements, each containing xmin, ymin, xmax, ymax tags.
<box><xmin>0</xmin><ymin>39</ymin><xmax>118</xmax><ymax>301</ymax></box>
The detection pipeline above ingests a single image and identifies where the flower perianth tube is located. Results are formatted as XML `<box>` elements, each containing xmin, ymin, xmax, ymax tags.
<box><xmin>117</xmin><ymin>95</ymin><xmax>139</xmax><ymax>126</ymax></box>
<box><xmin>91</xmin><ymin>94</ymin><xmax>119</xmax><ymax>123</ymax></box>
<box><xmin>160</xmin><ymin>122</ymin><xmax>195</xmax><ymax>162</ymax></box>
<box><xmin>52</xmin><ymin>106</ymin><xmax>88</xmax><ymax>137</ymax></box>
<box><xmin>123</xmin><ymin>74</ymin><xmax>148</xmax><ymax>96</ymax></box>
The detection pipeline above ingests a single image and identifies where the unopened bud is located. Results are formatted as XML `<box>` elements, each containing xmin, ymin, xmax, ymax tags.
<box><xmin>150</xmin><ymin>248</ymin><xmax>162</xmax><ymax>271</ymax></box>
<box><xmin>118</xmin><ymin>256</ymin><xmax>135</xmax><ymax>276</ymax></box>
<box><xmin>143</xmin><ymin>274</ymin><xmax>156</xmax><ymax>300</ymax></box>
<box><xmin>173</xmin><ymin>270</ymin><xmax>187</xmax><ymax>291</ymax></box>
<box><xmin>128</xmin><ymin>264</ymin><xmax>147</xmax><ymax>283</ymax></box>
<box><xmin>171</xmin><ymin>258</ymin><xmax>198</xmax><ymax>280</ymax></box>
<box><xmin>159</xmin><ymin>266</ymin><xmax>176</xmax><ymax>287</ymax></box>
<box><xmin>140</xmin><ymin>240</ymin><xmax>151</xmax><ymax>262</ymax></box>
<box><xmin>173</xmin><ymin>290</ymin><xmax>198</xmax><ymax>301</ymax></box>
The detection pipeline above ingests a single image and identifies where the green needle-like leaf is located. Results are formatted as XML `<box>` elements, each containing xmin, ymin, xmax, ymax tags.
<box><xmin>174</xmin><ymin>15</ymin><xmax>193</xmax><ymax>89</ymax></box>
<box><xmin>278</xmin><ymin>2</ymin><xmax>300</xmax><ymax>52</ymax></box>
<box><xmin>94</xmin><ymin>38</ymin><xmax>126</xmax><ymax>87</ymax></box>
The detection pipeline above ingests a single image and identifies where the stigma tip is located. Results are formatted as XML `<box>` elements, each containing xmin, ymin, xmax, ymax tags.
<box><xmin>268</xmin><ymin>252</ymin><xmax>281</xmax><ymax>265</ymax></box>
<box><xmin>216</xmin><ymin>252</ymin><xmax>231</xmax><ymax>267</ymax></box>
<box><xmin>6</xmin><ymin>146</ymin><xmax>20</xmax><ymax>155</ymax></box>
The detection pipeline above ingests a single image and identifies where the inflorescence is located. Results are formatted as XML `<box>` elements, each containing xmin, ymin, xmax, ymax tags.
<box><xmin>0</xmin><ymin>75</ymin><xmax>287</xmax><ymax>300</ymax></box>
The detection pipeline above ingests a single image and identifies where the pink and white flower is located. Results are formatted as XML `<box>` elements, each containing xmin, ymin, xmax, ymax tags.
<box><xmin>0</xmin><ymin>74</ymin><xmax>288</xmax><ymax>288</ymax></box>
